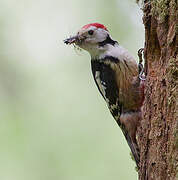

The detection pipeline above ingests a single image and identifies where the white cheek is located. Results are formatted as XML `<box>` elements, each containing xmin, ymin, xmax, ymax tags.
<box><xmin>85</xmin><ymin>29</ymin><xmax>108</xmax><ymax>44</ymax></box>
<box><xmin>85</xmin><ymin>38</ymin><xmax>96</xmax><ymax>43</ymax></box>
<box><xmin>95</xmin><ymin>29</ymin><xmax>108</xmax><ymax>42</ymax></box>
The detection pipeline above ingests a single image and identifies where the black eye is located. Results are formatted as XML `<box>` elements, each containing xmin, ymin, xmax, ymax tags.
<box><xmin>88</xmin><ymin>30</ymin><xmax>94</xmax><ymax>35</ymax></box>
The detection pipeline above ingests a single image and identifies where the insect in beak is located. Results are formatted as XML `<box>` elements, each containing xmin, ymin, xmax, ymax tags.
<box><xmin>64</xmin><ymin>35</ymin><xmax>79</xmax><ymax>45</ymax></box>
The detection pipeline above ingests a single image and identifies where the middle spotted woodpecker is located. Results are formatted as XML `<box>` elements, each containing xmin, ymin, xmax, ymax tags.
<box><xmin>64</xmin><ymin>23</ymin><xmax>144</xmax><ymax>167</ymax></box>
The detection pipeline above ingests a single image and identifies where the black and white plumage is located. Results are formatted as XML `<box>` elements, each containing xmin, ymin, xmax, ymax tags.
<box><xmin>64</xmin><ymin>23</ymin><xmax>144</xmax><ymax>167</ymax></box>
<box><xmin>91</xmin><ymin>58</ymin><xmax>121</xmax><ymax>122</ymax></box>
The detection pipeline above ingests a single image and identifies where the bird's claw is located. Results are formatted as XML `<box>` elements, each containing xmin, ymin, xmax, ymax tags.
<box><xmin>138</xmin><ymin>48</ymin><xmax>146</xmax><ymax>81</ymax></box>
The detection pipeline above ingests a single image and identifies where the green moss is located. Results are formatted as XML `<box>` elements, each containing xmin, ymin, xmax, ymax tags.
<box><xmin>130</xmin><ymin>151</ymin><xmax>135</xmax><ymax>161</ymax></box>
<box><xmin>135</xmin><ymin>166</ymin><xmax>139</xmax><ymax>172</ymax></box>
<box><xmin>151</xmin><ymin>0</ymin><xmax>169</xmax><ymax>22</ymax></box>
<box><xmin>129</xmin><ymin>152</ymin><xmax>139</xmax><ymax>172</ymax></box>
<box><xmin>169</xmin><ymin>0</ymin><xmax>177</xmax><ymax>20</ymax></box>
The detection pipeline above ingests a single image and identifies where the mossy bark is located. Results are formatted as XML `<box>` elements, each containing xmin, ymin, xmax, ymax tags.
<box><xmin>137</xmin><ymin>0</ymin><xmax>178</xmax><ymax>179</ymax></box>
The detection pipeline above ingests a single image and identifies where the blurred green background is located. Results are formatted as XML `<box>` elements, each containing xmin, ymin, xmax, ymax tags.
<box><xmin>0</xmin><ymin>0</ymin><xmax>144</xmax><ymax>179</ymax></box>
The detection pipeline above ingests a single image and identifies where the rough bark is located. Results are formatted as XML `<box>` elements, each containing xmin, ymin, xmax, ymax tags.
<box><xmin>137</xmin><ymin>0</ymin><xmax>178</xmax><ymax>180</ymax></box>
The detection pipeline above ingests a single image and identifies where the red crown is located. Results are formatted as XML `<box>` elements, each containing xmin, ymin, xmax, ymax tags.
<box><xmin>82</xmin><ymin>23</ymin><xmax>108</xmax><ymax>31</ymax></box>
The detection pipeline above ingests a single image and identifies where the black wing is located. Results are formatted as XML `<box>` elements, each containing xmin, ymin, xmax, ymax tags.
<box><xmin>91</xmin><ymin>60</ymin><xmax>122</xmax><ymax>124</ymax></box>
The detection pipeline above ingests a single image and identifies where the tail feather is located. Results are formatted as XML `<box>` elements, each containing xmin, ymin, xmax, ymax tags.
<box><xmin>125</xmin><ymin>133</ymin><xmax>140</xmax><ymax>167</ymax></box>
<box><xmin>119</xmin><ymin>112</ymin><xmax>141</xmax><ymax>167</ymax></box>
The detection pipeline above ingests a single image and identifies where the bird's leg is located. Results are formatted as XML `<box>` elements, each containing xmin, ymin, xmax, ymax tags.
<box><xmin>138</xmin><ymin>48</ymin><xmax>146</xmax><ymax>81</ymax></box>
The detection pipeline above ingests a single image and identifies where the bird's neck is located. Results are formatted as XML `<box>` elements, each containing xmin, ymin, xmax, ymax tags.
<box><xmin>89</xmin><ymin>43</ymin><xmax>117</xmax><ymax>60</ymax></box>
<box><xmin>90</xmin><ymin>43</ymin><xmax>135</xmax><ymax>65</ymax></box>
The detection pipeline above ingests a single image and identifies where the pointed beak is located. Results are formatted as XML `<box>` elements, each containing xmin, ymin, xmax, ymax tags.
<box><xmin>63</xmin><ymin>35</ymin><xmax>79</xmax><ymax>45</ymax></box>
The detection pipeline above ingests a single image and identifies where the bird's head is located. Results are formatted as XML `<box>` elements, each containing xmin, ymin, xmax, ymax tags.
<box><xmin>64</xmin><ymin>23</ymin><xmax>117</xmax><ymax>58</ymax></box>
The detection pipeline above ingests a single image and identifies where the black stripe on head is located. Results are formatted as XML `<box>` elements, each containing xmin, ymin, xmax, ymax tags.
<box><xmin>98</xmin><ymin>35</ymin><xmax>117</xmax><ymax>47</ymax></box>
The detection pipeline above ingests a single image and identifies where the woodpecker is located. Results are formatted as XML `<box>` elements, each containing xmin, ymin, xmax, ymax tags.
<box><xmin>64</xmin><ymin>23</ymin><xmax>144</xmax><ymax>167</ymax></box>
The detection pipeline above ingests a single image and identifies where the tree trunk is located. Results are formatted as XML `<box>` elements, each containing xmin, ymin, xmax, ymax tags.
<box><xmin>137</xmin><ymin>0</ymin><xmax>178</xmax><ymax>180</ymax></box>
